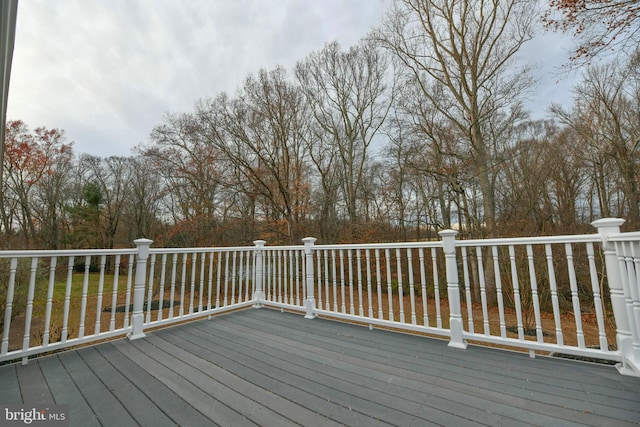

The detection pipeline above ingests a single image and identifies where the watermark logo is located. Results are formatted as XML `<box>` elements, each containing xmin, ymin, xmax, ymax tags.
<box><xmin>0</xmin><ymin>405</ymin><xmax>68</xmax><ymax>426</ymax></box>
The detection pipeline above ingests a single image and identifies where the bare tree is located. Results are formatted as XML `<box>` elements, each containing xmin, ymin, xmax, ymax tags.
<box><xmin>196</xmin><ymin>67</ymin><xmax>313</xmax><ymax>244</ymax></box>
<box><xmin>123</xmin><ymin>155</ymin><xmax>165</xmax><ymax>241</ymax></box>
<box><xmin>147</xmin><ymin>113</ymin><xmax>227</xmax><ymax>245</ymax></box>
<box><xmin>295</xmin><ymin>40</ymin><xmax>394</xmax><ymax>238</ymax></box>
<box><xmin>552</xmin><ymin>53</ymin><xmax>640</xmax><ymax>227</ymax></box>
<box><xmin>80</xmin><ymin>155</ymin><xmax>132</xmax><ymax>249</ymax></box>
<box><xmin>375</xmin><ymin>0</ymin><xmax>537</xmax><ymax>238</ymax></box>
<box><xmin>31</xmin><ymin>129</ymin><xmax>74</xmax><ymax>249</ymax></box>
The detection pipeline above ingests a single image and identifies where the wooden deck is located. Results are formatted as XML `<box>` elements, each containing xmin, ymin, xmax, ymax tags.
<box><xmin>0</xmin><ymin>308</ymin><xmax>639</xmax><ymax>426</ymax></box>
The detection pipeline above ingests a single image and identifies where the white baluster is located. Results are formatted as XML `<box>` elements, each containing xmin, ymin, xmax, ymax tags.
<box><xmin>460</xmin><ymin>247</ymin><xmax>474</xmax><ymax>334</ymax></box>
<box><xmin>340</xmin><ymin>249</ymin><xmax>346</xmax><ymax>314</ymax></box>
<box><xmin>94</xmin><ymin>255</ymin><xmax>107</xmax><ymax>334</ymax></box>
<box><xmin>21</xmin><ymin>257</ymin><xmax>38</xmax><ymax>364</ymax></box>
<box><xmin>158</xmin><ymin>254</ymin><xmax>167</xmax><ymax>321</ymax></box>
<box><xmin>476</xmin><ymin>246</ymin><xmax>490</xmax><ymax>335</ymax></box>
<box><xmin>431</xmin><ymin>247</ymin><xmax>442</xmax><ymax>329</ymax></box>
<box><xmin>508</xmin><ymin>246</ymin><xmax>524</xmax><ymax>341</ymax></box>
<box><xmin>199</xmin><ymin>252</ymin><xmax>205</xmax><ymax>311</ymax></box>
<box><xmin>492</xmin><ymin>246</ymin><xmax>507</xmax><ymax>338</ymax></box>
<box><xmin>357</xmin><ymin>248</ymin><xmax>364</xmax><ymax>317</ymax></box>
<box><xmin>124</xmin><ymin>254</ymin><xmax>134</xmax><ymax>327</ymax></box>
<box><xmin>585</xmin><ymin>242</ymin><xmax>606</xmax><ymax>349</ymax></box>
<box><xmin>244</xmin><ymin>250</ymin><xmax>251</xmax><ymax>302</ymax></box>
<box><xmin>43</xmin><ymin>256</ymin><xmax>57</xmax><ymax>346</ymax></box>
<box><xmin>230</xmin><ymin>251</ymin><xmax>237</xmax><ymax>306</ymax></box>
<box><xmin>419</xmin><ymin>247</ymin><xmax>429</xmax><ymax>327</ymax></box>
<box><xmin>526</xmin><ymin>245</ymin><xmax>544</xmax><ymax>343</ymax></box>
<box><xmin>324</xmin><ymin>250</ymin><xmax>331</xmax><ymax>311</ymax></box>
<box><xmin>348</xmin><ymin>249</ymin><xmax>355</xmax><ymax>316</ymax></box>
<box><xmin>332</xmin><ymin>250</ymin><xmax>338</xmax><ymax>312</ymax></box>
<box><xmin>61</xmin><ymin>256</ymin><xmax>74</xmax><ymax>342</ymax></box>
<box><xmin>407</xmin><ymin>248</ymin><xmax>416</xmax><ymax>325</ymax></box>
<box><xmin>545</xmin><ymin>244</ymin><xmax>563</xmax><ymax>346</ymax></box>
<box><xmin>366</xmin><ymin>249</ymin><xmax>373</xmax><ymax>319</ymax></box>
<box><xmin>169</xmin><ymin>253</ymin><xmax>177</xmax><ymax>318</ymax></box>
<box><xmin>190</xmin><ymin>252</ymin><xmax>198</xmax><ymax>313</ymax></box>
<box><xmin>396</xmin><ymin>248</ymin><xmax>405</xmax><ymax>324</ymax></box>
<box><xmin>317</xmin><ymin>250</ymin><xmax>323</xmax><ymax>310</ymax></box>
<box><xmin>375</xmin><ymin>249</ymin><xmax>384</xmax><ymax>320</ymax></box>
<box><xmin>385</xmin><ymin>248</ymin><xmax>393</xmax><ymax>320</ymax></box>
<box><xmin>565</xmin><ymin>243</ymin><xmax>585</xmax><ymax>348</ymax></box>
<box><xmin>178</xmin><ymin>253</ymin><xmax>187</xmax><ymax>316</ymax></box>
<box><xmin>1</xmin><ymin>258</ymin><xmax>18</xmax><ymax>354</ymax></box>
<box><xmin>110</xmin><ymin>254</ymin><xmax>121</xmax><ymax>330</ymax></box>
<box><xmin>222</xmin><ymin>252</ymin><xmax>229</xmax><ymax>307</ymax></box>
<box><xmin>145</xmin><ymin>254</ymin><xmax>155</xmax><ymax>324</ymax></box>
<box><xmin>78</xmin><ymin>255</ymin><xmax>91</xmax><ymax>339</ymax></box>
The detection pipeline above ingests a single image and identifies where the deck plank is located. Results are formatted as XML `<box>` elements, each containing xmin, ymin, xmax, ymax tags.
<box><xmin>59</xmin><ymin>350</ymin><xmax>136</xmax><ymax>426</ymax></box>
<box><xmin>159</xmin><ymin>326</ymin><xmax>393</xmax><ymax>427</ymax></box>
<box><xmin>17</xmin><ymin>360</ymin><xmax>54</xmax><ymax>404</ymax></box>
<box><xmin>128</xmin><ymin>337</ymin><xmax>301</xmax><ymax>427</ymax></box>
<box><xmin>37</xmin><ymin>355</ymin><xmax>100</xmax><ymax>427</ymax></box>
<box><xmin>0</xmin><ymin>365</ymin><xmax>20</xmax><ymax>403</ymax></box>
<box><xmin>1</xmin><ymin>307</ymin><xmax>639</xmax><ymax>427</ymax></box>
<box><xmin>111</xmin><ymin>339</ymin><xmax>256</xmax><ymax>426</ymax></box>
<box><xmin>96</xmin><ymin>343</ymin><xmax>213</xmax><ymax>426</ymax></box>
<box><xmin>76</xmin><ymin>346</ymin><xmax>175</xmax><ymax>427</ymax></box>
<box><xmin>143</xmin><ymin>333</ymin><xmax>344</xmax><ymax>427</ymax></box>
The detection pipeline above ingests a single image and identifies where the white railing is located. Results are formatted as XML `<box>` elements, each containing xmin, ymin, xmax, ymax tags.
<box><xmin>306</xmin><ymin>240</ymin><xmax>448</xmax><ymax>337</ymax></box>
<box><xmin>259</xmin><ymin>243</ymin><xmax>307</xmax><ymax>313</ymax></box>
<box><xmin>1</xmin><ymin>218</ymin><xmax>639</xmax><ymax>376</ymax></box>
<box><xmin>143</xmin><ymin>244</ymin><xmax>258</xmax><ymax>330</ymax></box>
<box><xmin>0</xmin><ymin>240</ymin><xmax>257</xmax><ymax>364</ymax></box>
<box><xmin>296</xmin><ymin>232</ymin><xmax>618</xmax><ymax>357</ymax></box>
<box><xmin>453</xmin><ymin>234</ymin><xmax>611</xmax><ymax>356</ymax></box>
<box><xmin>0</xmin><ymin>246</ymin><xmax>137</xmax><ymax>364</ymax></box>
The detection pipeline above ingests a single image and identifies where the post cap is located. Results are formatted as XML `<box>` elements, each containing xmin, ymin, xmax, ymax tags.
<box><xmin>438</xmin><ymin>229</ymin><xmax>458</xmax><ymax>238</ymax></box>
<box><xmin>133</xmin><ymin>238</ymin><xmax>154</xmax><ymax>246</ymax></box>
<box><xmin>591</xmin><ymin>218</ymin><xmax>625</xmax><ymax>228</ymax></box>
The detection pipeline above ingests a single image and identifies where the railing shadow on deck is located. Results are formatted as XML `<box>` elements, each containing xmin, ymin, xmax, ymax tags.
<box><xmin>1</xmin><ymin>218</ymin><xmax>639</xmax><ymax>377</ymax></box>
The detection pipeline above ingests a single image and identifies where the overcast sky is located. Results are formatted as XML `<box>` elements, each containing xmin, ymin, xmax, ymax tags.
<box><xmin>7</xmin><ymin>0</ymin><xmax>577</xmax><ymax>157</ymax></box>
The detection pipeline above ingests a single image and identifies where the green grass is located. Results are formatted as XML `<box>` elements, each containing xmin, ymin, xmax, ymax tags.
<box><xmin>52</xmin><ymin>272</ymin><xmax>121</xmax><ymax>300</ymax></box>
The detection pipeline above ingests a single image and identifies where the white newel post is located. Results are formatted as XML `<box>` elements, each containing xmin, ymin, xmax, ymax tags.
<box><xmin>439</xmin><ymin>230</ymin><xmax>468</xmax><ymax>349</ymax></box>
<box><xmin>302</xmin><ymin>237</ymin><xmax>317</xmax><ymax>319</ymax></box>
<box><xmin>592</xmin><ymin>218</ymin><xmax>639</xmax><ymax>375</ymax></box>
<box><xmin>253</xmin><ymin>240</ymin><xmax>266</xmax><ymax>308</ymax></box>
<box><xmin>129</xmin><ymin>238</ymin><xmax>153</xmax><ymax>340</ymax></box>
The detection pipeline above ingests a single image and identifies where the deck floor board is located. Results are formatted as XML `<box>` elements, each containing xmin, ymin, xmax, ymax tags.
<box><xmin>1</xmin><ymin>307</ymin><xmax>639</xmax><ymax>426</ymax></box>
<box><xmin>0</xmin><ymin>364</ymin><xmax>20</xmax><ymax>404</ymax></box>
<box><xmin>37</xmin><ymin>355</ymin><xmax>100</xmax><ymax>427</ymax></box>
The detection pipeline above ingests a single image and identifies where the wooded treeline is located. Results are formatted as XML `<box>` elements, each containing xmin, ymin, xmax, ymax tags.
<box><xmin>2</xmin><ymin>0</ymin><xmax>639</xmax><ymax>249</ymax></box>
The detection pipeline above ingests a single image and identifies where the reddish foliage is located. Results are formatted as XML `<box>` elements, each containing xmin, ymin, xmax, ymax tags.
<box><xmin>544</xmin><ymin>0</ymin><xmax>640</xmax><ymax>61</ymax></box>
<box><xmin>4</xmin><ymin>120</ymin><xmax>73</xmax><ymax>186</ymax></box>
